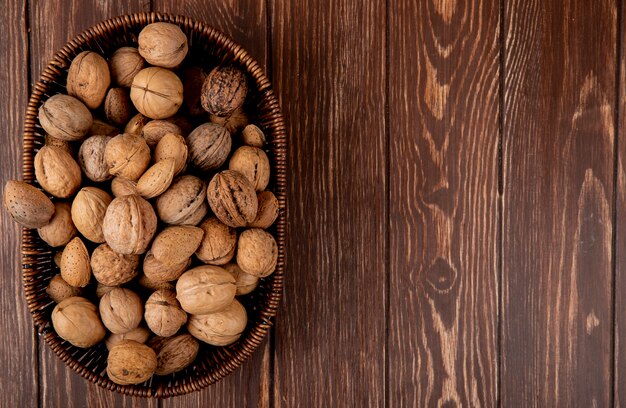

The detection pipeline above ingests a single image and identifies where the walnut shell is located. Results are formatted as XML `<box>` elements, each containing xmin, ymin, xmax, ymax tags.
<box><xmin>143</xmin><ymin>251</ymin><xmax>190</xmax><ymax>283</ymax></box>
<box><xmin>249</xmin><ymin>191</ymin><xmax>279</xmax><ymax>229</ymax></box>
<box><xmin>35</xmin><ymin>145</ymin><xmax>82</xmax><ymax>198</ymax></box>
<box><xmin>201</xmin><ymin>66</ymin><xmax>248</xmax><ymax>117</ymax></box>
<box><xmin>100</xmin><ymin>288</ymin><xmax>143</xmax><ymax>334</ymax></box>
<box><xmin>124</xmin><ymin>113</ymin><xmax>149</xmax><ymax>135</ymax></box>
<box><xmin>3</xmin><ymin>180</ymin><xmax>54</xmax><ymax>228</ymax></box>
<box><xmin>195</xmin><ymin>217</ymin><xmax>237</xmax><ymax>265</ymax></box>
<box><xmin>154</xmin><ymin>133</ymin><xmax>187</xmax><ymax>175</ymax></box>
<box><xmin>241</xmin><ymin>124</ymin><xmax>266</xmax><ymax>148</ymax></box>
<box><xmin>206</xmin><ymin>170</ymin><xmax>258</xmax><ymax>227</ymax></box>
<box><xmin>60</xmin><ymin>237</ymin><xmax>91</xmax><ymax>287</ymax></box>
<box><xmin>176</xmin><ymin>265</ymin><xmax>236</xmax><ymax>314</ymax></box>
<box><xmin>78</xmin><ymin>135</ymin><xmax>113</xmax><ymax>182</ymax></box>
<box><xmin>39</xmin><ymin>94</ymin><xmax>93</xmax><ymax>141</ymax></box>
<box><xmin>223</xmin><ymin>263</ymin><xmax>259</xmax><ymax>296</ymax></box>
<box><xmin>104</xmin><ymin>133</ymin><xmax>151</xmax><ymax>181</ymax></box>
<box><xmin>111</xmin><ymin>177</ymin><xmax>138</xmax><ymax>197</ymax></box>
<box><xmin>52</xmin><ymin>297</ymin><xmax>105</xmax><ymax>348</ymax></box>
<box><xmin>187</xmin><ymin>299</ymin><xmax>247</xmax><ymax>346</ymax></box>
<box><xmin>210</xmin><ymin>107</ymin><xmax>248</xmax><ymax>134</ymax></box>
<box><xmin>136</xmin><ymin>158</ymin><xmax>176</xmax><ymax>199</ymax></box>
<box><xmin>141</xmin><ymin>119</ymin><xmax>182</xmax><ymax>148</ymax></box>
<box><xmin>96</xmin><ymin>282</ymin><xmax>117</xmax><ymax>298</ymax></box>
<box><xmin>46</xmin><ymin>274</ymin><xmax>81</xmax><ymax>303</ymax></box>
<box><xmin>151</xmin><ymin>226</ymin><xmax>204</xmax><ymax>266</ymax></box>
<box><xmin>236</xmin><ymin>228</ymin><xmax>278</xmax><ymax>277</ymax></box>
<box><xmin>67</xmin><ymin>51</ymin><xmax>111</xmax><ymax>109</ymax></box>
<box><xmin>91</xmin><ymin>243</ymin><xmax>140</xmax><ymax>286</ymax></box>
<box><xmin>89</xmin><ymin>119</ymin><xmax>120</xmax><ymax>137</ymax></box>
<box><xmin>138</xmin><ymin>273</ymin><xmax>175</xmax><ymax>292</ymax></box>
<box><xmin>104</xmin><ymin>88</ymin><xmax>134</xmax><ymax>126</ymax></box>
<box><xmin>102</xmin><ymin>194</ymin><xmax>157</xmax><ymax>255</ymax></box>
<box><xmin>106</xmin><ymin>326</ymin><xmax>151</xmax><ymax>350</ymax></box>
<box><xmin>71</xmin><ymin>187</ymin><xmax>112</xmax><ymax>243</ymax></box>
<box><xmin>138</xmin><ymin>22</ymin><xmax>188</xmax><ymax>68</ymax></box>
<box><xmin>45</xmin><ymin>134</ymin><xmax>73</xmax><ymax>155</ymax></box>
<box><xmin>110</xmin><ymin>47</ymin><xmax>146</xmax><ymax>87</ymax></box>
<box><xmin>149</xmin><ymin>334</ymin><xmax>199</xmax><ymax>375</ymax></box>
<box><xmin>228</xmin><ymin>146</ymin><xmax>270</xmax><ymax>192</ymax></box>
<box><xmin>37</xmin><ymin>202</ymin><xmax>77</xmax><ymax>247</ymax></box>
<box><xmin>107</xmin><ymin>340</ymin><xmax>157</xmax><ymax>385</ymax></box>
<box><xmin>145</xmin><ymin>289</ymin><xmax>188</xmax><ymax>337</ymax></box>
<box><xmin>182</xmin><ymin>66</ymin><xmax>207</xmax><ymax>116</ymax></box>
<box><xmin>186</xmin><ymin>123</ymin><xmax>231</xmax><ymax>172</ymax></box>
<box><xmin>130</xmin><ymin>67</ymin><xmax>183</xmax><ymax>119</ymax></box>
<box><xmin>156</xmin><ymin>175</ymin><xmax>208</xmax><ymax>225</ymax></box>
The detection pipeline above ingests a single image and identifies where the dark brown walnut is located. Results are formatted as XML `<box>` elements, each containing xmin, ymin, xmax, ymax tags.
<box><xmin>109</xmin><ymin>47</ymin><xmax>146</xmax><ymax>87</ymax></box>
<box><xmin>107</xmin><ymin>340</ymin><xmax>157</xmax><ymax>385</ymax></box>
<box><xmin>249</xmin><ymin>191</ymin><xmax>279</xmax><ymax>229</ymax></box>
<box><xmin>105</xmin><ymin>326</ymin><xmax>150</xmax><ymax>350</ymax></box>
<box><xmin>206</xmin><ymin>170</ymin><xmax>258</xmax><ymax>227</ymax></box>
<box><xmin>241</xmin><ymin>124</ymin><xmax>266</xmax><ymax>148</ymax></box>
<box><xmin>138</xmin><ymin>22</ymin><xmax>188</xmax><ymax>68</ymax></box>
<box><xmin>3</xmin><ymin>180</ymin><xmax>54</xmax><ymax>228</ymax></box>
<box><xmin>37</xmin><ymin>202</ymin><xmax>77</xmax><ymax>247</ymax></box>
<box><xmin>96</xmin><ymin>282</ymin><xmax>117</xmax><ymax>298</ymax></box>
<box><xmin>228</xmin><ymin>146</ymin><xmax>270</xmax><ymax>192</ymax></box>
<box><xmin>52</xmin><ymin>297</ymin><xmax>105</xmax><ymax>348</ymax></box>
<box><xmin>176</xmin><ymin>265</ymin><xmax>236</xmax><ymax>314</ymax></box>
<box><xmin>89</xmin><ymin>119</ymin><xmax>120</xmax><ymax>137</ymax></box>
<box><xmin>136</xmin><ymin>159</ymin><xmax>176</xmax><ymax>199</ymax></box>
<box><xmin>71</xmin><ymin>187</ymin><xmax>112</xmax><ymax>243</ymax></box>
<box><xmin>223</xmin><ymin>263</ymin><xmax>259</xmax><ymax>296</ymax></box>
<box><xmin>39</xmin><ymin>94</ymin><xmax>93</xmax><ymax>141</ymax></box>
<box><xmin>102</xmin><ymin>194</ymin><xmax>157</xmax><ymax>255</ymax></box>
<box><xmin>156</xmin><ymin>175</ymin><xmax>208</xmax><ymax>225</ymax></box>
<box><xmin>151</xmin><ymin>226</ymin><xmax>204</xmax><ymax>267</ymax></box>
<box><xmin>67</xmin><ymin>51</ymin><xmax>111</xmax><ymax>109</ymax></box>
<box><xmin>201</xmin><ymin>66</ymin><xmax>248</xmax><ymax>117</ymax></box>
<box><xmin>141</xmin><ymin>120</ymin><xmax>182</xmax><ymax>148</ymax></box>
<box><xmin>124</xmin><ymin>113</ymin><xmax>149</xmax><ymax>135</ymax></box>
<box><xmin>143</xmin><ymin>251</ymin><xmax>190</xmax><ymax>283</ymax></box>
<box><xmin>195</xmin><ymin>217</ymin><xmax>237</xmax><ymax>265</ymax></box>
<box><xmin>60</xmin><ymin>237</ymin><xmax>91</xmax><ymax>287</ymax></box>
<box><xmin>130</xmin><ymin>67</ymin><xmax>183</xmax><ymax>119</ymax></box>
<box><xmin>105</xmin><ymin>133</ymin><xmax>151</xmax><ymax>181</ymax></box>
<box><xmin>210</xmin><ymin>107</ymin><xmax>248</xmax><ymax>134</ymax></box>
<box><xmin>186</xmin><ymin>123</ymin><xmax>231</xmax><ymax>172</ymax></box>
<box><xmin>91</xmin><ymin>243</ymin><xmax>140</xmax><ymax>286</ymax></box>
<box><xmin>78</xmin><ymin>135</ymin><xmax>113</xmax><ymax>182</ymax></box>
<box><xmin>154</xmin><ymin>133</ymin><xmax>187</xmax><ymax>175</ymax></box>
<box><xmin>187</xmin><ymin>299</ymin><xmax>247</xmax><ymax>346</ymax></box>
<box><xmin>144</xmin><ymin>289</ymin><xmax>188</xmax><ymax>337</ymax></box>
<box><xmin>104</xmin><ymin>88</ymin><xmax>134</xmax><ymax>126</ymax></box>
<box><xmin>182</xmin><ymin>66</ymin><xmax>207</xmax><ymax>116</ymax></box>
<box><xmin>138</xmin><ymin>273</ymin><xmax>175</xmax><ymax>292</ymax></box>
<box><xmin>237</xmin><ymin>228</ymin><xmax>278</xmax><ymax>278</ymax></box>
<box><xmin>100</xmin><ymin>288</ymin><xmax>143</xmax><ymax>334</ymax></box>
<box><xmin>34</xmin><ymin>145</ymin><xmax>82</xmax><ymax>198</ymax></box>
<box><xmin>148</xmin><ymin>334</ymin><xmax>199</xmax><ymax>376</ymax></box>
<box><xmin>45</xmin><ymin>134</ymin><xmax>72</xmax><ymax>155</ymax></box>
<box><xmin>46</xmin><ymin>274</ymin><xmax>81</xmax><ymax>303</ymax></box>
<box><xmin>111</xmin><ymin>177</ymin><xmax>138</xmax><ymax>197</ymax></box>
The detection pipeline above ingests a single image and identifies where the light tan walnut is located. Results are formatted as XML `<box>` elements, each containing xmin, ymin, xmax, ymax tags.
<box><xmin>236</xmin><ymin>228</ymin><xmax>278</xmax><ymax>278</ymax></box>
<box><xmin>71</xmin><ymin>187</ymin><xmax>112</xmax><ymax>243</ymax></box>
<box><xmin>52</xmin><ymin>297</ymin><xmax>105</xmax><ymax>348</ymax></box>
<box><xmin>102</xmin><ymin>194</ymin><xmax>157</xmax><ymax>255</ymax></box>
<box><xmin>144</xmin><ymin>289</ymin><xmax>188</xmax><ymax>337</ymax></box>
<box><xmin>107</xmin><ymin>340</ymin><xmax>157</xmax><ymax>385</ymax></box>
<box><xmin>35</xmin><ymin>145</ymin><xmax>82</xmax><ymax>198</ymax></box>
<box><xmin>37</xmin><ymin>202</ymin><xmax>77</xmax><ymax>247</ymax></box>
<box><xmin>187</xmin><ymin>299</ymin><xmax>247</xmax><ymax>346</ymax></box>
<box><xmin>99</xmin><ymin>288</ymin><xmax>143</xmax><ymax>334</ymax></box>
<box><xmin>195</xmin><ymin>217</ymin><xmax>236</xmax><ymax>265</ymax></box>
<box><xmin>176</xmin><ymin>265</ymin><xmax>236</xmax><ymax>314</ymax></box>
<box><xmin>91</xmin><ymin>243</ymin><xmax>140</xmax><ymax>286</ymax></box>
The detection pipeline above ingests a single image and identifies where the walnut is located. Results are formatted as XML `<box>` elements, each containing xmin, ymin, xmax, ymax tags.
<box><xmin>46</xmin><ymin>274</ymin><xmax>81</xmax><ymax>303</ymax></box>
<box><xmin>210</xmin><ymin>107</ymin><xmax>248</xmax><ymax>134</ymax></box>
<box><xmin>195</xmin><ymin>217</ymin><xmax>236</xmax><ymax>265</ymax></box>
<box><xmin>154</xmin><ymin>133</ymin><xmax>187</xmax><ymax>175</ymax></box>
<box><xmin>111</xmin><ymin>177</ymin><xmax>138</xmax><ymax>197</ymax></box>
<box><xmin>102</xmin><ymin>194</ymin><xmax>157</xmax><ymax>255</ymax></box>
<box><xmin>78</xmin><ymin>135</ymin><xmax>113</xmax><ymax>182</ymax></box>
<box><xmin>96</xmin><ymin>282</ymin><xmax>117</xmax><ymax>298</ymax></box>
<box><xmin>91</xmin><ymin>243</ymin><xmax>140</xmax><ymax>286</ymax></box>
<box><xmin>148</xmin><ymin>334</ymin><xmax>199</xmax><ymax>375</ymax></box>
<box><xmin>130</xmin><ymin>67</ymin><xmax>183</xmax><ymax>119</ymax></box>
<box><xmin>143</xmin><ymin>251</ymin><xmax>190</xmax><ymax>283</ymax></box>
<box><xmin>104</xmin><ymin>88</ymin><xmax>134</xmax><ymax>126</ymax></box>
<box><xmin>124</xmin><ymin>113</ymin><xmax>149</xmax><ymax>135</ymax></box>
<box><xmin>228</xmin><ymin>146</ymin><xmax>270</xmax><ymax>192</ymax></box>
<box><xmin>144</xmin><ymin>289</ymin><xmax>188</xmax><ymax>337</ymax></box>
<box><xmin>176</xmin><ymin>265</ymin><xmax>236</xmax><ymax>314</ymax></box>
<box><xmin>186</xmin><ymin>123</ymin><xmax>231</xmax><ymax>172</ymax></box>
<box><xmin>241</xmin><ymin>124</ymin><xmax>266</xmax><ymax>148</ymax></box>
<box><xmin>37</xmin><ymin>202</ymin><xmax>77</xmax><ymax>247</ymax></box>
<box><xmin>249</xmin><ymin>191</ymin><xmax>279</xmax><ymax>229</ymax></box>
<box><xmin>151</xmin><ymin>226</ymin><xmax>203</xmax><ymax>266</ymax></box>
<box><xmin>223</xmin><ymin>263</ymin><xmax>259</xmax><ymax>296</ymax></box>
<box><xmin>201</xmin><ymin>66</ymin><xmax>247</xmax><ymax>117</ymax></box>
<box><xmin>206</xmin><ymin>170</ymin><xmax>258</xmax><ymax>227</ymax></box>
<box><xmin>236</xmin><ymin>228</ymin><xmax>278</xmax><ymax>277</ymax></box>
<box><xmin>109</xmin><ymin>47</ymin><xmax>146</xmax><ymax>87</ymax></box>
<box><xmin>99</xmin><ymin>288</ymin><xmax>143</xmax><ymax>334</ymax></box>
<box><xmin>138</xmin><ymin>273</ymin><xmax>175</xmax><ymax>292</ymax></box>
<box><xmin>138</xmin><ymin>22</ymin><xmax>188</xmax><ymax>68</ymax></box>
<box><xmin>105</xmin><ymin>326</ymin><xmax>150</xmax><ymax>350</ymax></box>
<box><xmin>136</xmin><ymin>158</ymin><xmax>176</xmax><ymax>199</ymax></box>
<box><xmin>34</xmin><ymin>145</ymin><xmax>82</xmax><ymax>198</ymax></box>
<box><xmin>141</xmin><ymin>119</ymin><xmax>182</xmax><ymax>148</ymax></box>
<box><xmin>3</xmin><ymin>180</ymin><xmax>55</xmax><ymax>228</ymax></box>
<box><xmin>60</xmin><ymin>237</ymin><xmax>91</xmax><ymax>287</ymax></box>
<box><xmin>70</xmin><ymin>187</ymin><xmax>112</xmax><ymax>243</ymax></box>
<box><xmin>182</xmin><ymin>66</ymin><xmax>207</xmax><ymax>116</ymax></box>
<box><xmin>67</xmin><ymin>51</ymin><xmax>111</xmax><ymax>109</ymax></box>
<box><xmin>187</xmin><ymin>299</ymin><xmax>247</xmax><ymax>346</ymax></box>
<box><xmin>107</xmin><ymin>340</ymin><xmax>157</xmax><ymax>385</ymax></box>
<box><xmin>52</xmin><ymin>297</ymin><xmax>105</xmax><ymax>348</ymax></box>
<box><xmin>156</xmin><ymin>175</ymin><xmax>208</xmax><ymax>225</ymax></box>
<box><xmin>39</xmin><ymin>94</ymin><xmax>92</xmax><ymax>141</ymax></box>
<box><xmin>89</xmin><ymin>119</ymin><xmax>120</xmax><ymax>137</ymax></box>
<box><xmin>104</xmin><ymin>133</ymin><xmax>151</xmax><ymax>181</ymax></box>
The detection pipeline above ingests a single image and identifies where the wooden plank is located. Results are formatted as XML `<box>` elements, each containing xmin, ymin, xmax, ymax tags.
<box><xmin>502</xmin><ymin>0</ymin><xmax>617</xmax><ymax>405</ymax></box>
<box><xmin>0</xmin><ymin>1</ymin><xmax>39</xmax><ymax>407</ymax></box>
<box><xmin>387</xmin><ymin>0</ymin><xmax>500</xmax><ymax>405</ymax></box>
<box><xmin>270</xmin><ymin>0</ymin><xmax>387</xmax><ymax>406</ymax></box>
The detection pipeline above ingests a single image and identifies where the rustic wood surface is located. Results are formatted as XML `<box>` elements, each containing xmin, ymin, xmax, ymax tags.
<box><xmin>1</xmin><ymin>0</ymin><xmax>625</xmax><ymax>406</ymax></box>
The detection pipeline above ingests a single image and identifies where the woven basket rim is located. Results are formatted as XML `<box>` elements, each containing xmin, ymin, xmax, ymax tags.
<box><xmin>20</xmin><ymin>11</ymin><xmax>286</xmax><ymax>398</ymax></box>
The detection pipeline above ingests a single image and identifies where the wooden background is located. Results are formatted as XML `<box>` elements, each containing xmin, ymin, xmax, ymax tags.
<box><xmin>0</xmin><ymin>0</ymin><xmax>624</xmax><ymax>406</ymax></box>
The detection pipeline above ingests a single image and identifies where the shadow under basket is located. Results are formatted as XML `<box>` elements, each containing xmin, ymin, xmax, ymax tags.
<box><xmin>21</xmin><ymin>12</ymin><xmax>286</xmax><ymax>398</ymax></box>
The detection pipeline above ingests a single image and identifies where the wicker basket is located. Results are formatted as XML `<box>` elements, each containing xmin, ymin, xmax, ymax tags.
<box><xmin>20</xmin><ymin>12</ymin><xmax>286</xmax><ymax>398</ymax></box>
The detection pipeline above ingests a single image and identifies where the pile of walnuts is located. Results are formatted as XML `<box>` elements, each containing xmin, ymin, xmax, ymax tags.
<box><xmin>3</xmin><ymin>22</ymin><xmax>279</xmax><ymax>385</ymax></box>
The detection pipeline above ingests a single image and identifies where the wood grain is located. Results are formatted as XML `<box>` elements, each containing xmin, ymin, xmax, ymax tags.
<box><xmin>502</xmin><ymin>0</ymin><xmax>617</xmax><ymax>405</ymax></box>
<box><xmin>270</xmin><ymin>0</ymin><xmax>387</xmax><ymax>406</ymax></box>
<box><xmin>388</xmin><ymin>0</ymin><xmax>500</xmax><ymax>405</ymax></box>
<box><xmin>0</xmin><ymin>0</ymin><xmax>39</xmax><ymax>407</ymax></box>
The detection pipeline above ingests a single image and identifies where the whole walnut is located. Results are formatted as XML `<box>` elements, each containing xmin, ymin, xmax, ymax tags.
<box><xmin>52</xmin><ymin>297</ymin><xmax>105</xmax><ymax>348</ymax></box>
<box><xmin>104</xmin><ymin>88</ymin><xmax>134</xmax><ymax>126</ymax></box>
<box><xmin>46</xmin><ymin>274</ymin><xmax>81</xmax><ymax>303</ymax></box>
<box><xmin>100</xmin><ymin>288</ymin><xmax>143</xmax><ymax>334</ymax></box>
<box><xmin>71</xmin><ymin>187</ymin><xmax>112</xmax><ymax>243</ymax></box>
<box><xmin>96</xmin><ymin>282</ymin><xmax>117</xmax><ymax>298</ymax></box>
<box><xmin>60</xmin><ymin>237</ymin><xmax>91</xmax><ymax>287</ymax></box>
<box><xmin>143</xmin><ymin>251</ymin><xmax>190</xmax><ymax>283</ymax></box>
<box><xmin>236</xmin><ymin>228</ymin><xmax>278</xmax><ymax>277</ymax></box>
<box><xmin>89</xmin><ymin>119</ymin><xmax>120</xmax><ymax>137</ymax></box>
<box><xmin>206</xmin><ymin>170</ymin><xmax>258</xmax><ymax>227</ymax></box>
<box><xmin>39</xmin><ymin>94</ymin><xmax>93</xmax><ymax>141</ymax></box>
<box><xmin>241</xmin><ymin>124</ymin><xmax>266</xmax><ymax>148</ymax></box>
<box><xmin>141</xmin><ymin>119</ymin><xmax>182</xmax><ymax>148</ymax></box>
<box><xmin>45</xmin><ymin>134</ymin><xmax>73</xmax><ymax>155</ymax></box>
<box><xmin>67</xmin><ymin>51</ymin><xmax>111</xmax><ymax>109</ymax></box>
<box><xmin>144</xmin><ymin>289</ymin><xmax>188</xmax><ymax>337</ymax></box>
<box><xmin>130</xmin><ymin>67</ymin><xmax>183</xmax><ymax>119</ymax></box>
<box><xmin>156</xmin><ymin>175</ymin><xmax>208</xmax><ymax>225</ymax></box>
<box><xmin>138</xmin><ymin>273</ymin><xmax>175</xmax><ymax>292</ymax></box>
<box><xmin>176</xmin><ymin>265</ymin><xmax>236</xmax><ymax>314</ymax></box>
<box><xmin>138</xmin><ymin>22</ymin><xmax>188</xmax><ymax>68</ymax></box>
<box><xmin>34</xmin><ymin>145</ymin><xmax>82</xmax><ymax>198</ymax></box>
<box><xmin>136</xmin><ymin>159</ymin><xmax>176</xmax><ymax>199</ymax></box>
<box><xmin>201</xmin><ymin>66</ymin><xmax>248</xmax><ymax>117</ymax></box>
<box><xmin>106</xmin><ymin>326</ymin><xmax>150</xmax><ymax>350</ymax></box>
<box><xmin>151</xmin><ymin>226</ymin><xmax>204</xmax><ymax>266</ymax></box>
<box><xmin>195</xmin><ymin>217</ymin><xmax>237</xmax><ymax>265</ymax></box>
<box><xmin>102</xmin><ymin>194</ymin><xmax>157</xmax><ymax>255</ymax></box>
<box><xmin>91</xmin><ymin>243</ymin><xmax>140</xmax><ymax>286</ymax></box>
<box><xmin>148</xmin><ymin>334</ymin><xmax>199</xmax><ymax>375</ymax></box>
<box><xmin>124</xmin><ymin>113</ymin><xmax>149</xmax><ymax>135</ymax></box>
<box><xmin>186</xmin><ymin>123</ymin><xmax>231</xmax><ymax>172</ymax></box>
<box><xmin>109</xmin><ymin>47</ymin><xmax>146</xmax><ymax>87</ymax></box>
<box><xmin>182</xmin><ymin>66</ymin><xmax>207</xmax><ymax>116</ymax></box>
<box><xmin>3</xmin><ymin>180</ymin><xmax>55</xmax><ymax>228</ymax></box>
<box><xmin>38</xmin><ymin>202</ymin><xmax>77</xmax><ymax>247</ymax></box>
<box><xmin>210</xmin><ymin>107</ymin><xmax>248</xmax><ymax>134</ymax></box>
<box><xmin>104</xmin><ymin>133</ymin><xmax>151</xmax><ymax>181</ymax></box>
<box><xmin>154</xmin><ymin>133</ymin><xmax>187</xmax><ymax>175</ymax></box>
<box><xmin>249</xmin><ymin>191</ymin><xmax>279</xmax><ymax>229</ymax></box>
<box><xmin>223</xmin><ymin>263</ymin><xmax>259</xmax><ymax>296</ymax></box>
<box><xmin>187</xmin><ymin>299</ymin><xmax>247</xmax><ymax>346</ymax></box>
<box><xmin>78</xmin><ymin>135</ymin><xmax>113</xmax><ymax>182</ymax></box>
<box><xmin>228</xmin><ymin>146</ymin><xmax>270</xmax><ymax>192</ymax></box>
<box><xmin>111</xmin><ymin>177</ymin><xmax>138</xmax><ymax>197</ymax></box>
<box><xmin>107</xmin><ymin>340</ymin><xmax>157</xmax><ymax>385</ymax></box>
